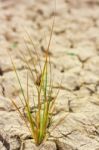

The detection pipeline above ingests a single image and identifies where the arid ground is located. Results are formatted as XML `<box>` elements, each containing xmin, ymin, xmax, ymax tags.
<box><xmin>0</xmin><ymin>0</ymin><xmax>99</xmax><ymax>149</ymax></box>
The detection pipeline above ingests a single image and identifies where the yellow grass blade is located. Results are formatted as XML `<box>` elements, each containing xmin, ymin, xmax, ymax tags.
<box><xmin>10</xmin><ymin>98</ymin><xmax>31</xmax><ymax>133</ymax></box>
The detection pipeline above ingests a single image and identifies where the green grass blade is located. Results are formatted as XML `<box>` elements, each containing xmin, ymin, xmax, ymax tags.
<box><xmin>8</xmin><ymin>54</ymin><xmax>27</xmax><ymax>105</ymax></box>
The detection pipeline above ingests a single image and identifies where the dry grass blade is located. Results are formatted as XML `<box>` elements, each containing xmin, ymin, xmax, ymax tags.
<box><xmin>23</xmin><ymin>28</ymin><xmax>42</xmax><ymax>72</ymax></box>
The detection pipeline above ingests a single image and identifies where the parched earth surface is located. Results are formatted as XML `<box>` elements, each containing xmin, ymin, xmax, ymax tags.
<box><xmin>1</xmin><ymin>0</ymin><xmax>99</xmax><ymax>149</ymax></box>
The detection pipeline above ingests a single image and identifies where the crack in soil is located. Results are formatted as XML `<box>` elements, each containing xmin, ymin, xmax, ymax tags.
<box><xmin>0</xmin><ymin>134</ymin><xmax>10</xmax><ymax>150</ymax></box>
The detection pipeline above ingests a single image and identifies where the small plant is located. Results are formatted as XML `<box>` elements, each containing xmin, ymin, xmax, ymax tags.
<box><xmin>9</xmin><ymin>16</ymin><xmax>60</xmax><ymax>146</ymax></box>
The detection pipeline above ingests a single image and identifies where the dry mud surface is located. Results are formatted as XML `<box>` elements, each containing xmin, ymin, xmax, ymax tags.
<box><xmin>1</xmin><ymin>0</ymin><xmax>99</xmax><ymax>149</ymax></box>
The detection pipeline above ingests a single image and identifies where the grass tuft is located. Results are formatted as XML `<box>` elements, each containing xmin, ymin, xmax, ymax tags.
<box><xmin>9</xmin><ymin>15</ymin><xmax>61</xmax><ymax>146</ymax></box>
